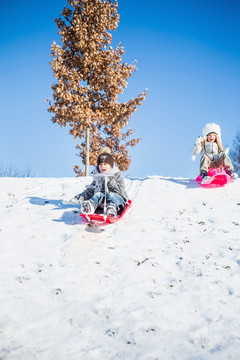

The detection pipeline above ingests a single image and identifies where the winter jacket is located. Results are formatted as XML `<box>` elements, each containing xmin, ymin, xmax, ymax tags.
<box><xmin>79</xmin><ymin>165</ymin><xmax>129</xmax><ymax>202</ymax></box>
<box><xmin>192</xmin><ymin>138</ymin><xmax>223</xmax><ymax>161</ymax></box>
<box><xmin>202</xmin><ymin>142</ymin><xmax>220</xmax><ymax>161</ymax></box>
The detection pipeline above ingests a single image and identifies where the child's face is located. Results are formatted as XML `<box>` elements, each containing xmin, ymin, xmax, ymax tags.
<box><xmin>207</xmin><ymin>133</ymin><xmax>216</xmax><ymax>142</ymax></box>
<box><xmin>99</xmin><ymin>162</ymin><xmax>112</xmax><ymax>173</ymax></box>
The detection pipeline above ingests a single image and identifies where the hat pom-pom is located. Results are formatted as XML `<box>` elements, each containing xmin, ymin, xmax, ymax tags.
<box><xmin>99</xmin><ymin>146</ymin><xmax>111</xmax><ymax>155</ymax></box>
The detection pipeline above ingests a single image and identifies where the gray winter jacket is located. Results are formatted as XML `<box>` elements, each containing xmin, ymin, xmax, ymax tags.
<box><xmin>80</xmin><ymin>165</ymin><xmax>129</xmax><ymax>202</ymax></box>
<box><xmin>201</xmin><ymin>142</ymin><xmax>222</xmax><ymax>161</ymax></box>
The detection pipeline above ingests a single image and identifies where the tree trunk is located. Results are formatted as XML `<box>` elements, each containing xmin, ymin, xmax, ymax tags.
<box><xmin>85</xmin><ymin>126</ymin><xmax>90</xmax><ymax>176</ymax></box>
<box><xmin>85</xmin><ymin>77</ymin><xmax>91</xmax><ymax>177</ymax></box>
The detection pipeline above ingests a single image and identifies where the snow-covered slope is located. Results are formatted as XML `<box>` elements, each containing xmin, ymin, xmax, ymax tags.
<box><xmin>1</xmin><ymin>176</ymin><xmax>240</xmax><ymax>360</ymax></box>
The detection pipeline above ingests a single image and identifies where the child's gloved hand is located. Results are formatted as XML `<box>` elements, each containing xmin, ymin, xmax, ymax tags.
<box><xmin>222</xmin><ymin>147</ymin><xmax>230</xmax><ymax>156</ymax></box>
<box><xmin>195</xmin><ymin>136</ymin><xmax>204</xmax><ymax>145</ymax></box>
<box><xmin>76</xmin><ymin>195</ymin><xmax>84</xmax><ymax>204</ymax></box>
<box><xmin>63</xmin><ymin>195</ymin><xmax>84</xmax><ymax>205</ymax></box>
<box><xmin>192</xmin><ymin>136</ymin><xmax>204</xmax><ymax>161</ymax></box>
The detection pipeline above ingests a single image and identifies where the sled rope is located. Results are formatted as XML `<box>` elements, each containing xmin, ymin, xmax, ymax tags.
<box><xmin>103</xmin><ymin>176</ymin><xmax>108</xmax><ymax>215</ymax></box>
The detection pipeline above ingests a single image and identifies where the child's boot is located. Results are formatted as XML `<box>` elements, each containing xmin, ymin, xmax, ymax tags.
<box><xmin>200</xmin><ymin>170</ymin><xmax>209</xmax><ymax>184</ymax></box>
<box><xmin>226</xmin><ymin>170</ymin><xmax>238</xmax><ymax>180</ymax></box>
<box><xmin>81</xmin><ymin>200</ymin><xmax>95</xmax><ymax>214</ymax></box>
<box><xmin>106</xmin><ymin>204</ymin><xmax>117</xmax><ymax>218</ymax></box>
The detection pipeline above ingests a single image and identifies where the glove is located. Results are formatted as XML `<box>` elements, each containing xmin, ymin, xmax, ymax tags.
<box><xmin>196</xmin><ymin>136</ymin><xmax>204</xmax><ymax>145</ymax></box>
<box><xmin>222</xmin><ymin>147</ymin><xmax>229</xmax><ymax>156</ymax></box>
<box><xmin>76</xmin><ymin>195</ymin><xmax>84</xmax><ymax>204</ymax></box>
<box><xmin>63</xmin><ymin>195</ymin><xmax>84</xmax><ymax>205</ymax></box>
<box><xmin>191</xmin><ymin>137</ymin><xmax>203</xmax><ymax>161</ymax></box>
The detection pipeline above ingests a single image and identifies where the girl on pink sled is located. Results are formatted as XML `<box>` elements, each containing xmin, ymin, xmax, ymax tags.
<box><xmin>192</xmin><ymin>123</ymin><xmax>238</xmax><ymax>184</ymax></box>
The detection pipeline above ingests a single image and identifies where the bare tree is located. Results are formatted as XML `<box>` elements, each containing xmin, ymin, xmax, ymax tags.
<box><xmin>230</xmin><ymin>131</ymin><xmax>240</xmax><ymax>175</ymax></box>
<box><xmin>48</xmin><ymin>0</ymin><xmax>146</xmax><ymax>175</ymax></box>
<box><xmin>0</xmin><ymin>163</ymin><xmax>34</xmax><ymax>177</ymax></box>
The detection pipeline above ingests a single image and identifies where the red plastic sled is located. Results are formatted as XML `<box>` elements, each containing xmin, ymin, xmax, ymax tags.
<box><xmin>196</xmin><ymin>168</ymin><xmax>233</xmax><ymax>188</ymax></box>
<box><xmin>80</xmin><ymin>199</ymin><xmax>132</xmax><ymax>225</ymax></box>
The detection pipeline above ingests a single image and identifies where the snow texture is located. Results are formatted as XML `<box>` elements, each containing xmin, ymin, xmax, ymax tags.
<box><xmin>0</xmin><ymin>176</ymin><xmax>240</xmax><ymax>360</ymax></box>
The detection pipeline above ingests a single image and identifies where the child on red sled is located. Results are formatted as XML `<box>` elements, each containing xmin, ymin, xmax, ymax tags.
<box><xmin>69</xmin><ymin>148</ymin><xmax>128</xmax><ymax>218</ymax></box>
<box><xmin>192</xmin><ymin>123</ymin><xmax>238</xmax><ymax>183</ymax></box>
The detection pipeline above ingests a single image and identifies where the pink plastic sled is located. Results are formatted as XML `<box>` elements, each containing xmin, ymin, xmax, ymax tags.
<box><xmin>196</xmin><ymin>168</ymin><xmax>233</xmax><ymax>188</ymax></box>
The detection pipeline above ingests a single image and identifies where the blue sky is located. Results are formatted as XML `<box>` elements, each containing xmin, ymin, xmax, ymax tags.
<box><xmin>1</xmin><ymin>0</ymin><xmax>240</xmax><ymax>178</ymax></box>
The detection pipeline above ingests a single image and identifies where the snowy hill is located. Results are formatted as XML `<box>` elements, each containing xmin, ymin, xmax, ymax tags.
<box><xmin>1</xmin><ymin>176</ymin><xmax>240</xmax><ymax>360</ymax></box>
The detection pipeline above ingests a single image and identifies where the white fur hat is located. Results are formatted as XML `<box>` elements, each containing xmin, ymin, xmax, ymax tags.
<box><xmin>202</xmin><ymin>123</ymin><xmax>221</xmax><ymax>139</ymax></box>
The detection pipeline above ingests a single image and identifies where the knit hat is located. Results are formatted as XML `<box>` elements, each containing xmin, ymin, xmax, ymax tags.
<box><xmin>97</xmin><ymin>152</ymin><xmax>114</xmax><ymax>168</ymax></box>
<box><xmin>202</xmin><ymin>123</ymin><xmax>221</xmax><ymax>139</ymax></box>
